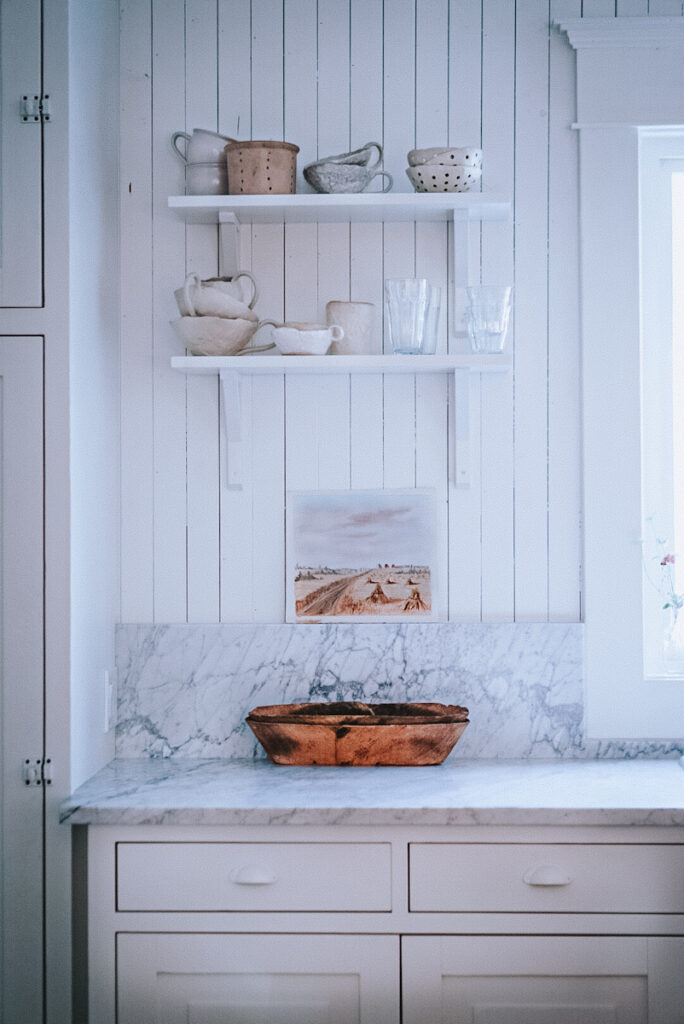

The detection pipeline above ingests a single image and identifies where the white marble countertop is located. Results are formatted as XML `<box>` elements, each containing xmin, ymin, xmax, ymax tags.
<box><xmin>59</xmin><ymin>757</ymin><xmax>684</xmax><ymax>827</ymax></box>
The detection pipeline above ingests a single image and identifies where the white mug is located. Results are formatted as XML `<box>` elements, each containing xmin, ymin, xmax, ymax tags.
<box><xmin>268</xmin><ymin>321</ymin><xmax>344</xmax><ymax>356</ymax></box>
<box><xmin>325</xmin><ymin>300</ymin><xmax>375</xmax><ymax>354</ymax></box>
<box><xmin>175</xmin><ymin>272</ymin><xmax>258</xmax><ymax>320</ymax></box>
<box><xmin>172</xmin><ymin>127</ymin><xmax>234</xmax><ymax>164</ymax></box>
<box><xmin>184</xmin><ymin>161</ymin><xmax>228</xmax><ymax>196</ymax></box>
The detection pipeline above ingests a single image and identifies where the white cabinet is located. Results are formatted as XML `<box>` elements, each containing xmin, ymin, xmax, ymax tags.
<box><xmin>402</xmin><ymin>935</ymin><xmax>684</xmax><ymax>1024</ymax></box>
<box><xmin>117</xmin><ymin>932</ymin><xmax>399</xmax><ymax>1024</ymax></box>
<box><xmin>82</xmin><ymin>824</ymin><xmax>684</xmax><ymax>1023</ymax></box>
<box><xmin>0</xmin><ymin>0</ymin><xmax>43</xmax><ymax>306</ymax></box>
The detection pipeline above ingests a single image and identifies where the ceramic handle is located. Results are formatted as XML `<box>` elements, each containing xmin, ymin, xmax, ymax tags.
<box><xmin>171</xmin><ymin>130</ymin><xmax>191</xmax><ymax>162</ymax></box>
<box><xmin>523</xmin><ymin>865</ymin><xmax>572</xmax><ymax>887</ymax></box>
<box><xmin>365</xmin><ymin>170</ymin><xmax>393</xmax><ymax>194</ymax></box>
<box><xmin>182</xmin><ymin>272</ymin><xmax>201</xmax><ymax>317</ymax></box>
<box><xmin>230</xmin><ymin>865</ymin><xmax>277</xmax><ymax>885</ymax></box>
<box><xmin>232</xmin><ymin>270</ymin><xmax>259</xmax><ymax>309</ymax></box>
<box><xmin>363</xmin><ymin>141</ymin><xmax>383</xmax><ymax>170</ymax></box>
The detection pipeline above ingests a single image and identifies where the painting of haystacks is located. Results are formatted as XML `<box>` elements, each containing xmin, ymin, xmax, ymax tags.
<box><xmin>287</xmin><ymin>489</ymin><xmax>439</xmax><ymax>622</ymax></box>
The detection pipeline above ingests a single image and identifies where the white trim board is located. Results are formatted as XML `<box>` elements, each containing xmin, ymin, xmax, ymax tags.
<box><xmin>567</xmin><ymin>17</ymin><xmax>684</xmax><ymax>739</ymax></box>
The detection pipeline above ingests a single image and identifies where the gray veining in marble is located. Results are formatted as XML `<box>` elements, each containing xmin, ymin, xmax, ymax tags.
<box><xmin>114</xmin><ymin>623</ymin><xmax>683</xmax><ymax>761</ymax></box>
<box><xmin>60</xmin><ymin>756</ymin><xmax>684</xmax><ymax>826</ymax></box>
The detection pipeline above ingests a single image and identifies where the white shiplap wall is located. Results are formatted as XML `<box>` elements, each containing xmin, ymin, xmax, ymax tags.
<box><xmin>119</xmin><ymin>0</ymin><xmax>682</xmax><ymax>626</ymax></box>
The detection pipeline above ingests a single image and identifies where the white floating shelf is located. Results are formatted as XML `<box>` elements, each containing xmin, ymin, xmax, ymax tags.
<box><xmin>171</xmin><ymin>353</ymin><xmax>511</xmax><ymax>375</ymax></box>
<box><xmin>172</xmin><ymin>353</ymin><xmax>511</xmax><ymax>490</ymax></box>
<box><xmin>168</xmin><ymin>192</ymin><xmax>510</xmax><ymax>225</ymax></box>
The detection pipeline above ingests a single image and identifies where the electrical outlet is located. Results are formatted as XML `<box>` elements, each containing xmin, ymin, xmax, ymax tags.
<box><xmin>103</xmin><ymin>669</ymin><xmax>116</xmax><ymax>733</ymax></box>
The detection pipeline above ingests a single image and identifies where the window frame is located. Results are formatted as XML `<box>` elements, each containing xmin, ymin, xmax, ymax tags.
<box><xmin>559</xmin><ymin>16</ymin><xmax>684</xmax><ymax>738</ymax></box>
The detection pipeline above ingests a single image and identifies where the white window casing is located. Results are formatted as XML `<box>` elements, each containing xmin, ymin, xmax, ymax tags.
<box><xmin>558</xmin><ymin>17</ymin><xmax>684</xmax><ymax>738</ymax></box>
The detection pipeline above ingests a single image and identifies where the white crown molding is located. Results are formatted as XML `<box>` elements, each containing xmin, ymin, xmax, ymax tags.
<box><xmin>557</xmin><ymin>16</ymin><xmax>684</xmax><ymax>49</ymax></box>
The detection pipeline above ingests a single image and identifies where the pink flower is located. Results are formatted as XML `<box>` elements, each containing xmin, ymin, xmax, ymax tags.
<box><xmin>661</xmin><ymin>553</ymin><xmax>676</xmax><ymax>565</ymax></box>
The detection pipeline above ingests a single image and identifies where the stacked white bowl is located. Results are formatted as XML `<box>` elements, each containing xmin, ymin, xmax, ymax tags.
<box><xmin>171</xmin><ymin>271</ymin><xmax>276</xmax><ymax>357</ymax></box>
<box><xmin>406</xmin><ymin>146</ymin><xmax>482</xmax><ymax>193</ymax></box>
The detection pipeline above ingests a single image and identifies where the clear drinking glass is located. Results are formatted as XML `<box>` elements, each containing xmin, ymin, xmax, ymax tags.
<box><xmin>385</xmin><ymin>278</ymin><xmax>440</xmax><ymax>354</ymax></box>
<box><xmin>422</xmin><ymin>285</ymin><xmax>442</xmax><ymax>355</ymax></box>
<box><xmin>465</xmin><ymin>285</ymin><xmax>512</xmax><ymax>353</ymax></box>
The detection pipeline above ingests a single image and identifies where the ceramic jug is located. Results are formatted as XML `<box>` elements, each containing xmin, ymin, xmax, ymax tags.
<box><xmin>172</xmin><ymin>128</ymin><xmax>234</xmax><ymax>164</ymax></box>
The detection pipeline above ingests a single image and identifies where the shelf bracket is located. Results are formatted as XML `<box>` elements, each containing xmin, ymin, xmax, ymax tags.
<box><xmin>219</xmin><ymin>370</ymin><xmax>243</xmax><ymax>490</ymax></box>
<box><xmin>451</xmin><ymin>209</ymin><xmax>470</xmax><ymax>289</ymax></box>
<box><xmin>218</xmin><ymin>211</ymin><xmax>241</xmax><ymax>278</ymax></box>
<box><xmin>453</xmin><ymin>368</ymin><xmax>472</xmax><ymax>488</ymax></box>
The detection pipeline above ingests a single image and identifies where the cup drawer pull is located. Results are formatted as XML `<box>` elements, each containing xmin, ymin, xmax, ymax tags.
<box><xmin>523</xmin><ymin>865</ymin><xmax>572</xmax><ymax>887</ymax></box>
<box><xmin>230</xmin><ymin>865</ymin><xmax>277</xmax><ymax>885</ymax></box>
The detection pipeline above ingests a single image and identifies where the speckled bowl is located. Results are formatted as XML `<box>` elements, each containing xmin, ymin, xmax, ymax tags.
<box><xmin>406</xmin><ymin>164</ymin><xmax>481</xmax><ymax>193</ymax></box>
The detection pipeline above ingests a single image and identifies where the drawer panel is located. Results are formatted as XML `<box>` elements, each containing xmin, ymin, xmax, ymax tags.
<box><xmin>409</xmin><ymin>843</ymin><xmax>684</xmax><ymax>913</ymax></box>
<box><xmin>117</xmin><ymin>842</ymin><xmax>391</xmax><ymax>912</ymax></box>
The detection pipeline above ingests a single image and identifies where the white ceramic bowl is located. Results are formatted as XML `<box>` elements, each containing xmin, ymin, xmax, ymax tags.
<box><xmin>171</xmin><ymin>316</ymin><xmax>274</xmax><ymax>356</ymax></box>
<box><xmin>407</xmin><ymin>146</ymin><xmax>482</xmax><ymax>168</ymax></box>
<box><xmin>185</xmin><ymin>161</ymin><xmax>228</xmax><ymax>196</ymax></box>
<box><xmin>406</xmin><ymin>164</ymin><xmax>481</xmax><ymax>193</ymax></box>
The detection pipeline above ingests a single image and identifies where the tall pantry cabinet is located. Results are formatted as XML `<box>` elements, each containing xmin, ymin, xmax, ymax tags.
<box><xmin>0</xmin><ymin>1</ymin><xmax>120</xmax><ymax>1021</ymax></box>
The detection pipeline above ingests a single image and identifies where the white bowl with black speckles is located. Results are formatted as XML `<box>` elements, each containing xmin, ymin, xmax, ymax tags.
<box><xmin>406</xmin><ymin>164</ymin><xmax>482</xmax><ymax>193</ymax></box>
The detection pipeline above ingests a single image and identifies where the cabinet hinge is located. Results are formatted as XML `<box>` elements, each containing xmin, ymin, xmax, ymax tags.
<box><xmin>21</xmin><ymin>93</ymin><xmax>51</xmax><ymax>124</ymax></box>
<box><xmin>23</xmin><ymin>757</ymin><xmax>53</xmax><ymax>786</ymax></box>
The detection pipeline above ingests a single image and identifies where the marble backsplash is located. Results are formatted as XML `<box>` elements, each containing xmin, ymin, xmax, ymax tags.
<box><xmin>115</xmin><ymin>623</ymin><xmax>684</xmax><ymax>760</ymax></box>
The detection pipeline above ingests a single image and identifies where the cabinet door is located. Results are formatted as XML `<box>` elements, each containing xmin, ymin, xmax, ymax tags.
<box><xmin>0</xmin><ymin>0</ymin><xmax>43</xmax><ymax>306</ymax></box>
<box><xmin>0</xmin><ymin>338</ymin><xmax>44</xmax><ymax>1022</ymax></box>
<box><xmin>117</xmin><ymin>933</ymin><xmax>400</xmax><ymax>1024</ymax></box>
<box><xmin>402</xmin><ymin>936</ymin><xmax>684</xmax><ymax>1024</ymax></box>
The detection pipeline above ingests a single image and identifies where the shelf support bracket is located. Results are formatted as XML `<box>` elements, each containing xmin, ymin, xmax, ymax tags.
<box><xmin>453</xmin><ymin>368</ymin><xmax>472</xmax><ymax>488</ymax></box>
<box><xmin>219</xmin><ymin>370</ymin><xmax>243</xmax><ymax>490</ymax></box>
<box><xmin>218</xmin><ymin>211</ymin><xmax>241</xmax><ymax>278</ymax></box>
<box><xmin>451</xmin><ymin>209</ymin><xmax>470</xmax><ymax>289</ymax></box>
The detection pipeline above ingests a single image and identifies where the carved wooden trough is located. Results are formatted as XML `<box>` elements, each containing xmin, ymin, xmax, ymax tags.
<box><xmin>246</xmin><ymin>701</ymin><xmax>469</xmax><ymax>766</ymax></box>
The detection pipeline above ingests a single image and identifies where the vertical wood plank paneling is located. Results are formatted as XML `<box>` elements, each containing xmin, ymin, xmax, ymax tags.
<box><xmin>580</xmin><ymin>0</ymin><xmax>617</xmax><ymax>13</ymax></box>
<box><xmin>311</xmin><ymin>0</ymin><xmax>353</xmax><ymax>494</ymax></box>
<box><xmin>479</xmin><ymin>0</ymin><xmax>515</xmax><ymax>620</ymax></box>
<box><xmin>185</xmin><ymin>0</ymin><xmax>221</xmax><ymax>623</ymax></box>
<box><xmin>249</xmin><ymin>372</ymin><xmax>286</xmax><ymax>620</ymax></box>
<box><xmin>120</xmin><ymin>0</ymin><xmax>154</xmax><ymax>621</ymax></box>
<box><xmin>448</xmin><ymin>0</ymin><xmax>485</xmax><ymax>348</ymax></box>
<box><xmin>152</xmin><ymin>0</ymin><xmax>189</xmax><ymax>621</ymax></box>
<box><xmin>549</xmin><ymin>0</ymin><xmax>582</xmax><ymax>621</ymax></box>
<box><xmin>647</xmin><ymin>0</ymin><xmax>684</xmax><ymax>13</ymax></box>
<box><xmin>218</xmin><ymin>0</ymin><xmax>255</xmax><ymax>622</ymax></box>
<box><xmin>415</xmin><ymin>0</ymin><xmax>450</xmax><ymax>617</ymax></box>
<box><xmin>512</xmin><ymin>0</ymin><xmax>551</xmax><ymax>619</ymax></box>
<box><xmin>118</xmin><ymin>0</ymin><xmax>635</xmax><ymax>627</ymax></box>
<box><xmin>218</xmin><ymin>0</ymin><xmax>251</xmax><ymax>140</ymax></box>
<box><xmin>349</xmin><ymin>0</ymin><xmax>385</xmax><ymax>490</ymax></box>
<box><xmin>235</xmin><ymin>0</ymin><xmax>289</xmax><ymax>620</ymax></box>
<box><xmin>383</xmin><ymin>0</ymin><xmax>417</xmax><ymax>490</ymax></box>
<box><xmin>616</xmin><ymin>0</ymin><xmax>648</xmax><ymax>12</ymax></box>
<box><xmin>447</xmin><ymin>0</ymin><xmax>485</xmax><ymax>620</ymax></box>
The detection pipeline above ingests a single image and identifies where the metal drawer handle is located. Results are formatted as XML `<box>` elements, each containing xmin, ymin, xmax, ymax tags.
<box><xmin>523</xmin><ymin>865</ymin><xmax>572</xmax><ymax>887</ymax></box>
<box><xmin>230</xmin><ymin>865</ymin><xmax>277</xmax><ymax>886</ymax></box>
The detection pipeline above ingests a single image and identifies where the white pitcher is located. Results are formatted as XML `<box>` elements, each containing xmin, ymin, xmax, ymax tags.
<box><xmin>172</xmin><ymin>128</ymin><xmax>234</xmax><ymax>164</ymax></box>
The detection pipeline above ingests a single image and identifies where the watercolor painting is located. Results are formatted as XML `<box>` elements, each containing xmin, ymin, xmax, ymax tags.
<box><xmin>286</xmin><ymin>489</ymin><xmax>439</xmax><ymax>622</ymax></box>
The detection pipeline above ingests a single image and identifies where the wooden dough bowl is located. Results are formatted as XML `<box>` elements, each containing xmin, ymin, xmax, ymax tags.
<box><xmin>246</xmin><ymin>701</ymin><xmax>469</xmax><ymax>766</ymax></box>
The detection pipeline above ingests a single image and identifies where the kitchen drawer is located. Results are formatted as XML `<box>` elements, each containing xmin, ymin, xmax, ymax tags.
<box><xmin>116</xmin><ymin>841</ymin><xmax>391</xmax><ymax>912</ymax></box>
<box><xmin>409</xmin><ymin>843</ymin><xmax>684</xmax><ymax>913</ymax></box>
